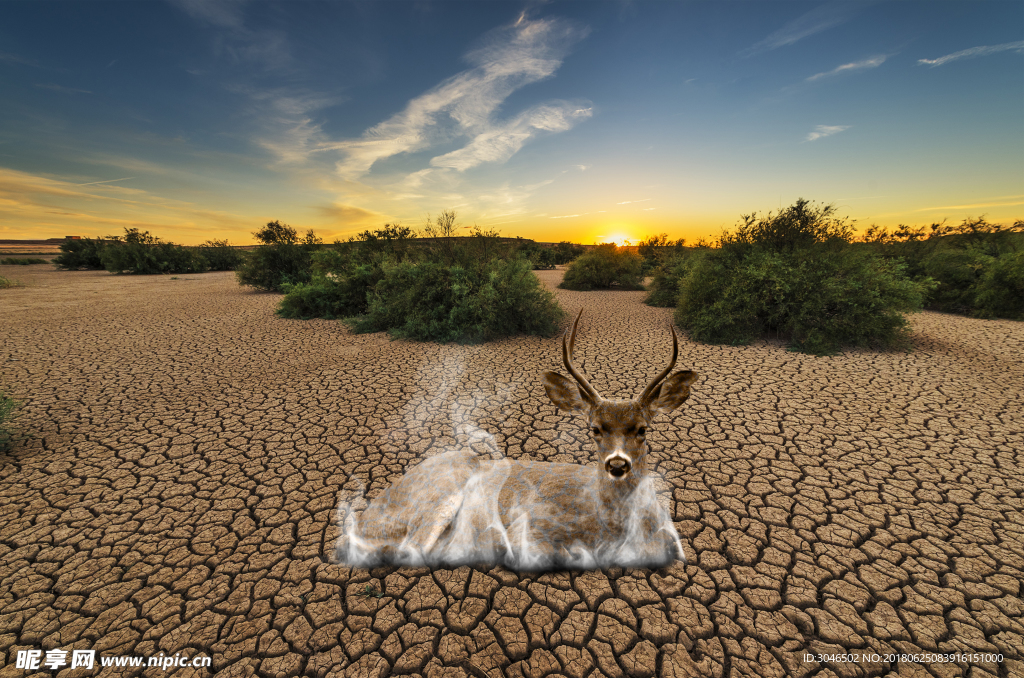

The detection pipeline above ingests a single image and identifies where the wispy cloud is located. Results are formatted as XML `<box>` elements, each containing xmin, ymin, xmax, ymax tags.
<box><xmin>473</xmin><ymin>181</ymin><xmax>550</xmax><ymax>220</ymax></box>
<box><xmin>75</xmin><ymin>177</ymin><xmax>134</xmax><ymax>187</ymax></box>
<box><xmin>740</xmin><ymin>2</ymin><xmax>852</xmax><ymax>57</ymax></box>
<box><xmin>0</xmin><ymin>51</ymin><xmax>42</xmax><ymax>68</ymax></box>
<box><xmin>326</xmin><ymin>17</ymin><xmax>590</xmax><ymax>179</ymax></box>
<box><xmin>430</xmin><ymin>103</ymin><xmax>591</xmax><ymax>171</ymax></box>
<box><xmin>806</xmin><ymin>55</ymin><xmax>887</xmax><ymax>81</ymax></box>
<box><xmin>172</xmin><ymin>0</ymin><xmax>246</xmax><ymax>30</ymax></box>
<box><xmin>34</xmin><ymin>83</ymin><xmax>92</xmax><ymax>95</ymax></box>
<box><xmin>616</xmin><ymin>198</ymin><xmax>650</xmax><ymax>205</ymax></box>
<box><xmin>918</xmin><ymin>41</ymin><xmax>1024</xmax><ymax>67</ymax></box>
<box><xmin>314</xmin><ymin>203</ymin><xmax>383</xmax><ymax>227</ymax></box>
<box><xmin>912</xmin><ymin>196</ymin><xmax>1024</xmax><ymax>212</ymax></box>
<box><xmin>0</xmin><ymin>167</ymin><xmax>252</xmax><ymax>239</ymax></box>
<box><xmin>806</xmin><ymin>125</ymin><xmax>850</xmax><ymax>142</ymax></box>
<box><xmin>249</xmin><ymin>89</ymin><xmax>343</xmax><ymax>165</ymax></box>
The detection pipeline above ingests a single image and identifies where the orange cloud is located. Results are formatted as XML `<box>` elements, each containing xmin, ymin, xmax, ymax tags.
<box><xmin>314</xmin><ymin>202</ymin><xmax>390</xmax><ymax>239</ymax></box>
<box><xmin>0</xmin><ymin>167</ymin><xmax>257</xmax><ymax>243</ymax></box>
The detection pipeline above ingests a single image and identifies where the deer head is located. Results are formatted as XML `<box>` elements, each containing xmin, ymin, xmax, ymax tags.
<box><xmin>543</xmin><ymin>310</ymin><xmax>697</xmax><ymax>482</ymax></box>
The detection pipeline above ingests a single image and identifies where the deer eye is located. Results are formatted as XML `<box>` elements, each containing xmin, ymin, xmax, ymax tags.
<box><xmin>592</xmin><ymin>426</ymin><xmax>601</xmax><ymax>436</ymax></box>
<box><xmin>638</xmin><ymin>426</ymin><xmax>646</xmax><ymax>436</ymax></box>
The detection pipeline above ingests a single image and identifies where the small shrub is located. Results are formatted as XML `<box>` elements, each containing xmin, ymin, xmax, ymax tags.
<box><xmin>515</xmin><ymin>240</ymin><xmax>557</xmax><ymax>269</ymax></box>
<box><xmin>275</xmin><ymin>226</ymin><xmax>419</xmax><ymax>318</ymax></box>
<box><xmin>54</xmin><ymin>237</ymin><xmax>116</xmax><ymax>270</ymax></box>
<box><xmin>102</xmin><ymin>241</ymin><xmax>210</xmax><ymax>275</ymax></box>
<box><xmin>198</xmin><ymin>240</ymin><xmax>245</xmax><ymax>271</ymax></box>
<box><xmin>235</xmin><ymin>243</ymin><xmax>312</xmax><ymax>291</ymax></box>
<box><xmin>859</xmin><ymin>216</ymin><xmax>1023</xmax><ymax>318</ymax></box>
<box><xmin>236</xmin><ymin>220</ymin><xmax>321</xmax><ymax>292</ymax></box>
<box><xmin>0</xmin><ymin>390</ymin><xmax>19</xmax><ymax>452</ymax></box>
<box><xmin>345</xmin><ymin>223</ymin><xmax>419</xmax><ymax>264</ymax></box>
<box><xmin>278</xmin><ymin>264</ymin><xmax>384</xmax><ymax>319</ymax></box>
<box><xmin>354</xmin><ymin>258</ymin><xmax>564</xmax><ymax>343</ymax></box>
<box><xmin>644</xmin><ymin>250</ymin><xmax>705</xmax><ymax>307</ymax></box>
<box><xmin>920</xmin><ymin>248</ymin><xmax>991</xmax><ymax>314</ymax></box>
<box><xmin>637</xmin><ymin>234</ymin><xmax>687</xmax><ymax>275</ymax></box>
<box><xmin>559</xmin><ymin>244</ymin><xmax>644</xmax><ymax>291</ymax></box>
<box><xmin>973</xmin><ymin>250</ymin><xmax>1024</xmax><ymax>319</ymax></box>
<box><xmin>720</xmin><ymin>198</ymin><xmax>854</xmax><ymax>254</ymax></box>
<box><xmin>1</xmin><ymin>257</ymin><xmax>48</xmax><ymax>265</ymax></box>
<box><xmin>55</xmin><ymin>228</ymin><xmax>214</xmax><ymax>275</ymax></box>
<box><xmin>0</xmin><ymin>275</ymin><xmax>19</xmax><ymax>289</ymax></box>
<box><xmin>551</xmin><ymin>241</ymin><xmax>586</xmax><ymax>265</ymax></box>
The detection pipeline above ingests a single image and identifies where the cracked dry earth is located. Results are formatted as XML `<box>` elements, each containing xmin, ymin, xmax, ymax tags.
<box><xmin>0</xmin><ymin>265</ymin><xmax>1022</xmax><ymax>678</ymax></box>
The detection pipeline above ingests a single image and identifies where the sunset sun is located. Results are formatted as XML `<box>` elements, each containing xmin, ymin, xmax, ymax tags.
<box><xmin>600</xmin><ymin>232</ymin><xmax>634</xmax><ymax>246</ymax></box>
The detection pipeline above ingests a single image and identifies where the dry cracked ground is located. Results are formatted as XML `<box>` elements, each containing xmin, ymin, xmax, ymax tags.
<box><xmin>0</xmin><ymin>263</ymin><xmax>1021</xmax><ymax>678</ymax></box>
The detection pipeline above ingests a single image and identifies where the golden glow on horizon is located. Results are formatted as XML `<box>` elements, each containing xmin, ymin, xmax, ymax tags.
<box><xmin>595</xmin><ymin>231</ymin><xmax>635</xmax><ymax>246</ymax></box>
<box><xmin>2</xmin><ymin>167</ymin><xmax>1022</xmax><ymax>245</ymax></box>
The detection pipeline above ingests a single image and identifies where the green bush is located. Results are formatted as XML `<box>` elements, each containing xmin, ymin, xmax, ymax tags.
<box><xmin>644</xmin><ymin>250</ymin><xmax>706</xmax><ymax>307</ymax></box>
<box><xmin>276</xmin><ymin>214</ymin><xmax>568</xmax><ymax>341</ymax></box>
<box><xmin>920</xmin><ymin>249</ymin><xmax>991</xmax><ymax>314</ymax></box>
<box><xmin>720</xmin><ymin>198</ymin><xmax>854</xmax><ymax>254</ymax></box>
<box><xmin>275</xmin><ymin>225</ymin><xmax>417</xmax><ymax>317</ymax></box>
<box><xmin>551</xmin><ymin>241</ymin><xmax>586</xmax><ymax>265</ymax></box>
<box><xmin>353</xmin><ymin>257</ymin><xmax>564</xmax><ymax>343</ymax></box>
<box><xmin>235</xmin><ymin>243</ymin><xmax>313</xmax><ymax>290</ymax></box>
<box><xmin>54</xmin><ymin>237</ymin><xmax>116</xmax><ymax>270</ymax></box>
<box><xmin>974</xmin><ymin>250</ymin><xmax>1024</xmax><ymax>319</ymax></box>
<box><xmin>676</xmin><ymin>248</ymin><xmax>930</xmax><ymax>354</ymax></box>
<box><xmin>858</xmin><ymin>217</ymin><xmax>1023</xmax><ymax>318</ymax></box>
<box><xmin>102</xmin><ymin>242</ymin><xmax>210</xmax><ymax>275</ymax></box>
<box><xmin>514</xmin><ymin>240</ymin><xmax>557</xmax><ymax>269</ymax></box>
<box><xmin>637</xmin><ymin>234</ymin><xmax>687</xmax><ymax>275</ymax></box>
<box><xmin>235</xmin><ymin>220</ymin><xmax>321</xmax><ymax>291</ymax></box>
<box><xmin>277</xmin><ymin>264</ymin><xmax>384</xmax><ymax>319</ymax></box>
<box><xmin>0</xmin><ymin>275</ymin><xmax>18</xmax><ymax>289</ymax></box>
<box><xmin>198</xmin><ymin>240</ymin><xmax>245</xmax><ymax>271</ymax></box>
<box><xmin>0</xmin><ymin>390</ymin><xmax>19</xmax><ymax>452</ymax></box>
<box><xmin>1</xmin><ymin>257</ymin><xmax>48</xmax><ymax>265</ymax></box>
<box><xmin>669</xmin><ymin>199</ymin><xmax>934</xmax><ymax>355</ymax></box>
<box><xmin>559</xmin><ymin>244</ymin><xmax>644</xmax><ymax>291</ymax></box>
<box><xmin>54</xmin><ymin>228</ymin><xmax>216</xmax><ymax>275</ymax></box>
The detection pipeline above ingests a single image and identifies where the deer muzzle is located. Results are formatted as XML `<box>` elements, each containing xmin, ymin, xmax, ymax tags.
<box><xmin>604</xmin><ymin>455</ymin><xmax>631</xmax><ymax>478</ymax></box>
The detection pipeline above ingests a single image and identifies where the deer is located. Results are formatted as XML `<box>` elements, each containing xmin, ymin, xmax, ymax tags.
<box><xmin>336</xmin><ymin>309</ymin><xmax>698</xmax><ymax>571</ymax></box>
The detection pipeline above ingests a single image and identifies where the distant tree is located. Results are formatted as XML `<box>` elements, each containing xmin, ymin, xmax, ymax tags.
<box><xmin>423</xmin><ymin>210</ymin><xmax>463</xmax><ymax>266</ymax></box>
<box><xmin>254</xmin><ymin>220</ymin><xmax>299</xmax><ymax>245</ymax></box>
<box><xmin>424</xmin><ymin>209</ymin><xmax>459</xmax><ymax>239</ymax></box>
<box><xmin>237</xmin><ymin>220</ymin><xmax>321</xmax><ymax>291</ymax></box>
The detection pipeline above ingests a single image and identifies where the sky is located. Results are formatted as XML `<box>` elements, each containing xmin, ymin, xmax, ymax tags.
<box><xmin>1</xmin><ymin>1</ymin><xmax>1022</xmax><ymax>246</ymax></box>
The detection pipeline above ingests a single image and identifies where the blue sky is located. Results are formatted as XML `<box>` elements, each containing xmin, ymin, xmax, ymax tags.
<box><xmin>1</xmin><ymin>0</ymin><xmax>1021</xmax><ymax>245</ymax></box>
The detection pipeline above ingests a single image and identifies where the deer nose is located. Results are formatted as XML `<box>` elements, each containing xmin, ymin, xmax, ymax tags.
<box><xmin>605</xmin><ymin>456</ymin><xmax>631</xmax><ymax>478</ymax></box>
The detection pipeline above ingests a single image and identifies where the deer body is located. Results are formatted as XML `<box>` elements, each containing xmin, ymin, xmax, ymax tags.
<box><xmin>338</xmin><ymin>311</ymin><xmax>697</xmax><ymax>570</ymax></box>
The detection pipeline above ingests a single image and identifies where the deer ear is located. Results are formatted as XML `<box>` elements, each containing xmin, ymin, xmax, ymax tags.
<box><xmin>647</xmin><ymin>370</ymin><xmax>697</xmax><ymax>415</ymax></box>
<box><xmin>543</xmin><ymin>371</ymin><xmax>595</xmax><ymax>413</ymax></box>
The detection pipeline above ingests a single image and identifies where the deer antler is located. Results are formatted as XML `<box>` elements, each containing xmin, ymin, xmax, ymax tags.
<box><xmin>563</xmin><ymin>309</ymin><xmax>600</xmax><ymax>402</ymax></box>
<box><xmin>638</xmin><ymin>324</ymin><xmax>678</xmax><ymax>406</ymax></box>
